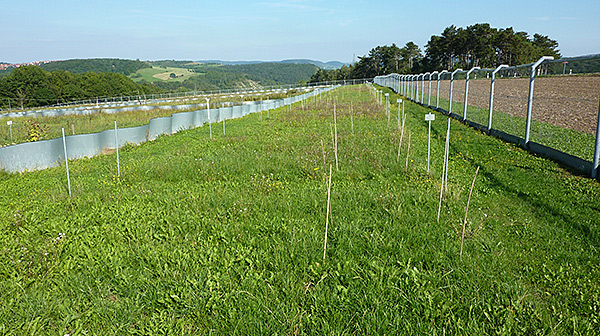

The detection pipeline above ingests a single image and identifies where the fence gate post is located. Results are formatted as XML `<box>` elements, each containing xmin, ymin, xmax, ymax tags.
<box><xmin>525</xmin><ymin>56</ymin><xmax>553</xmax><ymax>145</ymax></box>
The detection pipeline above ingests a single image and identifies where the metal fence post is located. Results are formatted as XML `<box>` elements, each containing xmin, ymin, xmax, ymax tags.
<box><xmin>463</xmin><ymin>67</ymin><xmax>480</xmax><ymax>121</ymax></box>
<box><xmin>525</xmin><ymin>56</ymin><xmax>553</xmax><ymax>145</ymax></box>
<box><xmin>437</xmin><ymin>70</ymin><xmax>448</xmax><ymax>109</ymax></box>
<box><xmin>61</xmin><ymin>128</ymin><xmax>72</xmax><ymax>197</ymax></box>
<box><xmin>115</xmin><ymin>121</ymin><xmax>120</xmax><ymax>177</ymax></box>
<box><xmin>414</xmin><ymin>75</ymin><xmax>418</xmax><ymax>102</ymax></box>
<box><xmin>449</xmin><ymin>69</ymin><xmax>462</xmax><ymax>116</ymax></box>
<box><xmin>422</xmin><ymin>73</ymin><xmax>429</xmax><ymax>103</ymax></box>
<box><xmin>488</xmin><ymin>65</ymin><xmax>508</xmax><ymax>131</ymax></box>
<box><xmin>592</xmin><ymin>97</ymin><xmax>600</xmax><ymax>179</ymax></box>
<box><xmin>429</xmin><ymin>72</ymin><xmax>437</xmax><ymax>107</ymax></box>
<box><xmin>415</xmin><ymin>75</ymin><xmax>420</xmax><ymax>102</ymax></box>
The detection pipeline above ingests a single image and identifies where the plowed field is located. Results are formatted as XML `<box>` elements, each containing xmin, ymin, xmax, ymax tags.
<box><xmin>431</xmin><ymin>75</ymin><xmax>600</xmax><ymax>134</ymax></box>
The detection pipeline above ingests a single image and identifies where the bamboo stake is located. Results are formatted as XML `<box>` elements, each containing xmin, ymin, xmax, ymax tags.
<box><xmin>397</xmin><ymin>114</ymin><xmax>406</xmax><ymax>163</ymax></box>
<box><xmin>321</xmin><ymin>139</ymin><xmax>326</xmax><ymax>170</ymax></box>
<box><xmin>437</xmin><ymin>143</ymin><xmax>448</xmax><ymax>222</ymax></box>
<box><xmin>405</xmin><ymin>131</ymin><xmax>411</xmax><ymax>171</ymax></box>
<box><xmin>333</xmin><ymin>104</ymin><xmax>339</xmax><ymax>171</ymax></box>
<box><xmin>460</xmin><ymin>166</ymin><xmax>480</xmax><ymax>256</ymax></box>
<box><xmin>323</xmin><ymin>164</ymin><xmax>333</xmax><ymax>262</ymax></box>
<box><xmin>350</xmin><ymin>102</ymin><xmax>354</xmax><ymax>135</ymax></box>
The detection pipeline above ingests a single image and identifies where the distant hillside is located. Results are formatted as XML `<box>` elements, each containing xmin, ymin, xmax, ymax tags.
<box><xmin>39</xmin><ymin>58</ymin><xmax>148</xmax><ymax>75</ymax></box>
<box><xmin>280</xmin><ymin>59</ymin><xmax>346</xmax><ymax>69</ymax></box>
<box><xmin>220</xmin><ymin>63</ymin><xmax>319</xmax><ymax>85</ymax></box>
<box><xmin>192</xmin><ymin>59</ymin><xmax>347</xmax><ymax>69</ymax></box>
<box><xmin>143</xmin><ymin>62</ymin><xmax>319</xmax><ymax>92</ymax></box>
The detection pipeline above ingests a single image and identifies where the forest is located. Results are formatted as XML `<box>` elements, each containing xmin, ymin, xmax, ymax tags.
<box><xmin>0</xmin><ymin>66</ymin><xmax>159</xmax><ymax>109</ymax></box>
<box><xmin>310</xmin><ymin>23</ymin><xmax>563</xmax><ymax>82</ymax></box>
<box><xmin>39</xmin><ymin>58</ymin><xmax>149</xmax><ymax>76</ymax></box>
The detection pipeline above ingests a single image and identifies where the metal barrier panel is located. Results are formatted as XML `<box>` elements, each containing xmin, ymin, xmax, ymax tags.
<box><xmin>148</xmin><ymin>117</ymin><xmax>173</xmax><ymax>140</ymax></box>
<box><xmin>119</xmin><ymin>125</ymin><xmax>149</xmax><ymax>145</ymax></box>
<box><xmin>233</xmin><ymin>105</ymin><xmax>243</xmax><ymax>118</ymax></box>
<box><xmin>0</xmin><ymin>138</ymin><xmax>64</xmax><ymax>172</ymax></box>
<box><xmin>171</xmin><ymin>111</ymin><xmax>195</xmax><ymax>133</ymax></box>
<box><xmin>223</xmin><ymin>106</ymin><xmax>234</xmax><ymax>120</ymax></box>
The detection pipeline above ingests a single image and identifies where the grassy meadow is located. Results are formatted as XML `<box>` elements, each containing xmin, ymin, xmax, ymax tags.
<box><xmin>130</xmin><ymin>66</ymin><xmax>197</xmax><ymax>83</ymax></box>
<box><xmin>0</xmin><ymin>85</ymin><xmax>599</xmax><ymax>334</ymax></box>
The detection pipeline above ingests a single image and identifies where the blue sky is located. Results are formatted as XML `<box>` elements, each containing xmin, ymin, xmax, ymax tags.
<box><xmin>1</xmin><ymin>0</ymin><xmax>598</xmax><ymax>63</ymax></box>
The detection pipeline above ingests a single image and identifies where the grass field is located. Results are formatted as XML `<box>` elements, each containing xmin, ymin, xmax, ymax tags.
<box><xmin>0</xmin><ymin>85</ymin><xmax>599</xmax><ymax>334</ymax></box>
<box><xmin>130</xmin><ymin>66</ymin><xmax>197</xmax><ymax>83</ymax></box>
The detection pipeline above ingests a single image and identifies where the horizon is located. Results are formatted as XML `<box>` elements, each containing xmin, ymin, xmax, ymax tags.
<box><xmin>1</xmin><ymin>0</ymin><xmax>599</xmax><ymax>64</ymax></box>
<box><xmin>0</xmin><ymin>58</ymin><xmax>349</xmax><ymax>65</ymax></box>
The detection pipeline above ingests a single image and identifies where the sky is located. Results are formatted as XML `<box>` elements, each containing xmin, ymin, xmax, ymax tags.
<box><xmin>1</xmin><ymin>0</ymin><xmax>599</xmax><ymax>64</ymax></box>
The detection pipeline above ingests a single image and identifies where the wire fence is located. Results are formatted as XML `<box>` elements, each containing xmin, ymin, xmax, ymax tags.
<box><xmin>374</xmin><ymin>54</ymin><xmax>600</xmax><ymax>179</ymax></box>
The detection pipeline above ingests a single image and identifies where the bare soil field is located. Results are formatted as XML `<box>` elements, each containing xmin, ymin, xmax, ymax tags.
<box><xmin>430</xmin><ymin>74</ymin><xmax>600</xmax><ymax>134</ymax></box>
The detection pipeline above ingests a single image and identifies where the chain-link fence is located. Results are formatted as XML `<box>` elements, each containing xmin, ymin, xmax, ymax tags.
<box><xmin>375</xmin><ymin>54</ymin><xmax>600</xmax><ymax>179</ymax></box>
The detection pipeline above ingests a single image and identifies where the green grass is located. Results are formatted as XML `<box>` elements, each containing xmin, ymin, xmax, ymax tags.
<box><xmin>130</xmin><ymin>66</ymin><xmax>197</xmax><ymax>83</ymax></box>
<box><xmin>0</xmin><ymin>85</ymin><xmax>599</xmax><ymax>334</ymax></box>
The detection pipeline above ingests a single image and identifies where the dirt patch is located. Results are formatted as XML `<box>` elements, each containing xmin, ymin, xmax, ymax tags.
<box><xmin>101</xmin><ymin>148</ymin><xmax>116</xmax><ymax>155</ymax></box>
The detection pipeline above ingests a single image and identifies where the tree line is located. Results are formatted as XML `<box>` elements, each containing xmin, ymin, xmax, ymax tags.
<box><xmin>39</xmin><ymin>58</ymin><xmax>148</xmax><ymax>76</ymax></box>
<box><xmin>0</xmin><ymin>66</ymin><xmax>159</xmax><ymax>109</ymax></box>
<box><xmin>310</xmin><ymin>23</ymin><xmax>561</xmax><ymax>82</ymax></box>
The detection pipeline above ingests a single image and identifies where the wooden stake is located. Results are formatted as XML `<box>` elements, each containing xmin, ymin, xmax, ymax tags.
<box><xmin>460</xmin><ymin>166</ymin><xmax>480</xmax><ymax>256</ymax></box>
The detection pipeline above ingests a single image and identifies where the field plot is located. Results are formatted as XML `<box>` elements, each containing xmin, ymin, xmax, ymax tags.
<box><xmin>0</xmin><ymin>85</ymin><xmax>599</xmax><ymax>334</ymax></box>
<box><xmin>130</xmin><ymin>66</ymin><xmax>197</xmax><ymax>83</ymax></box>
